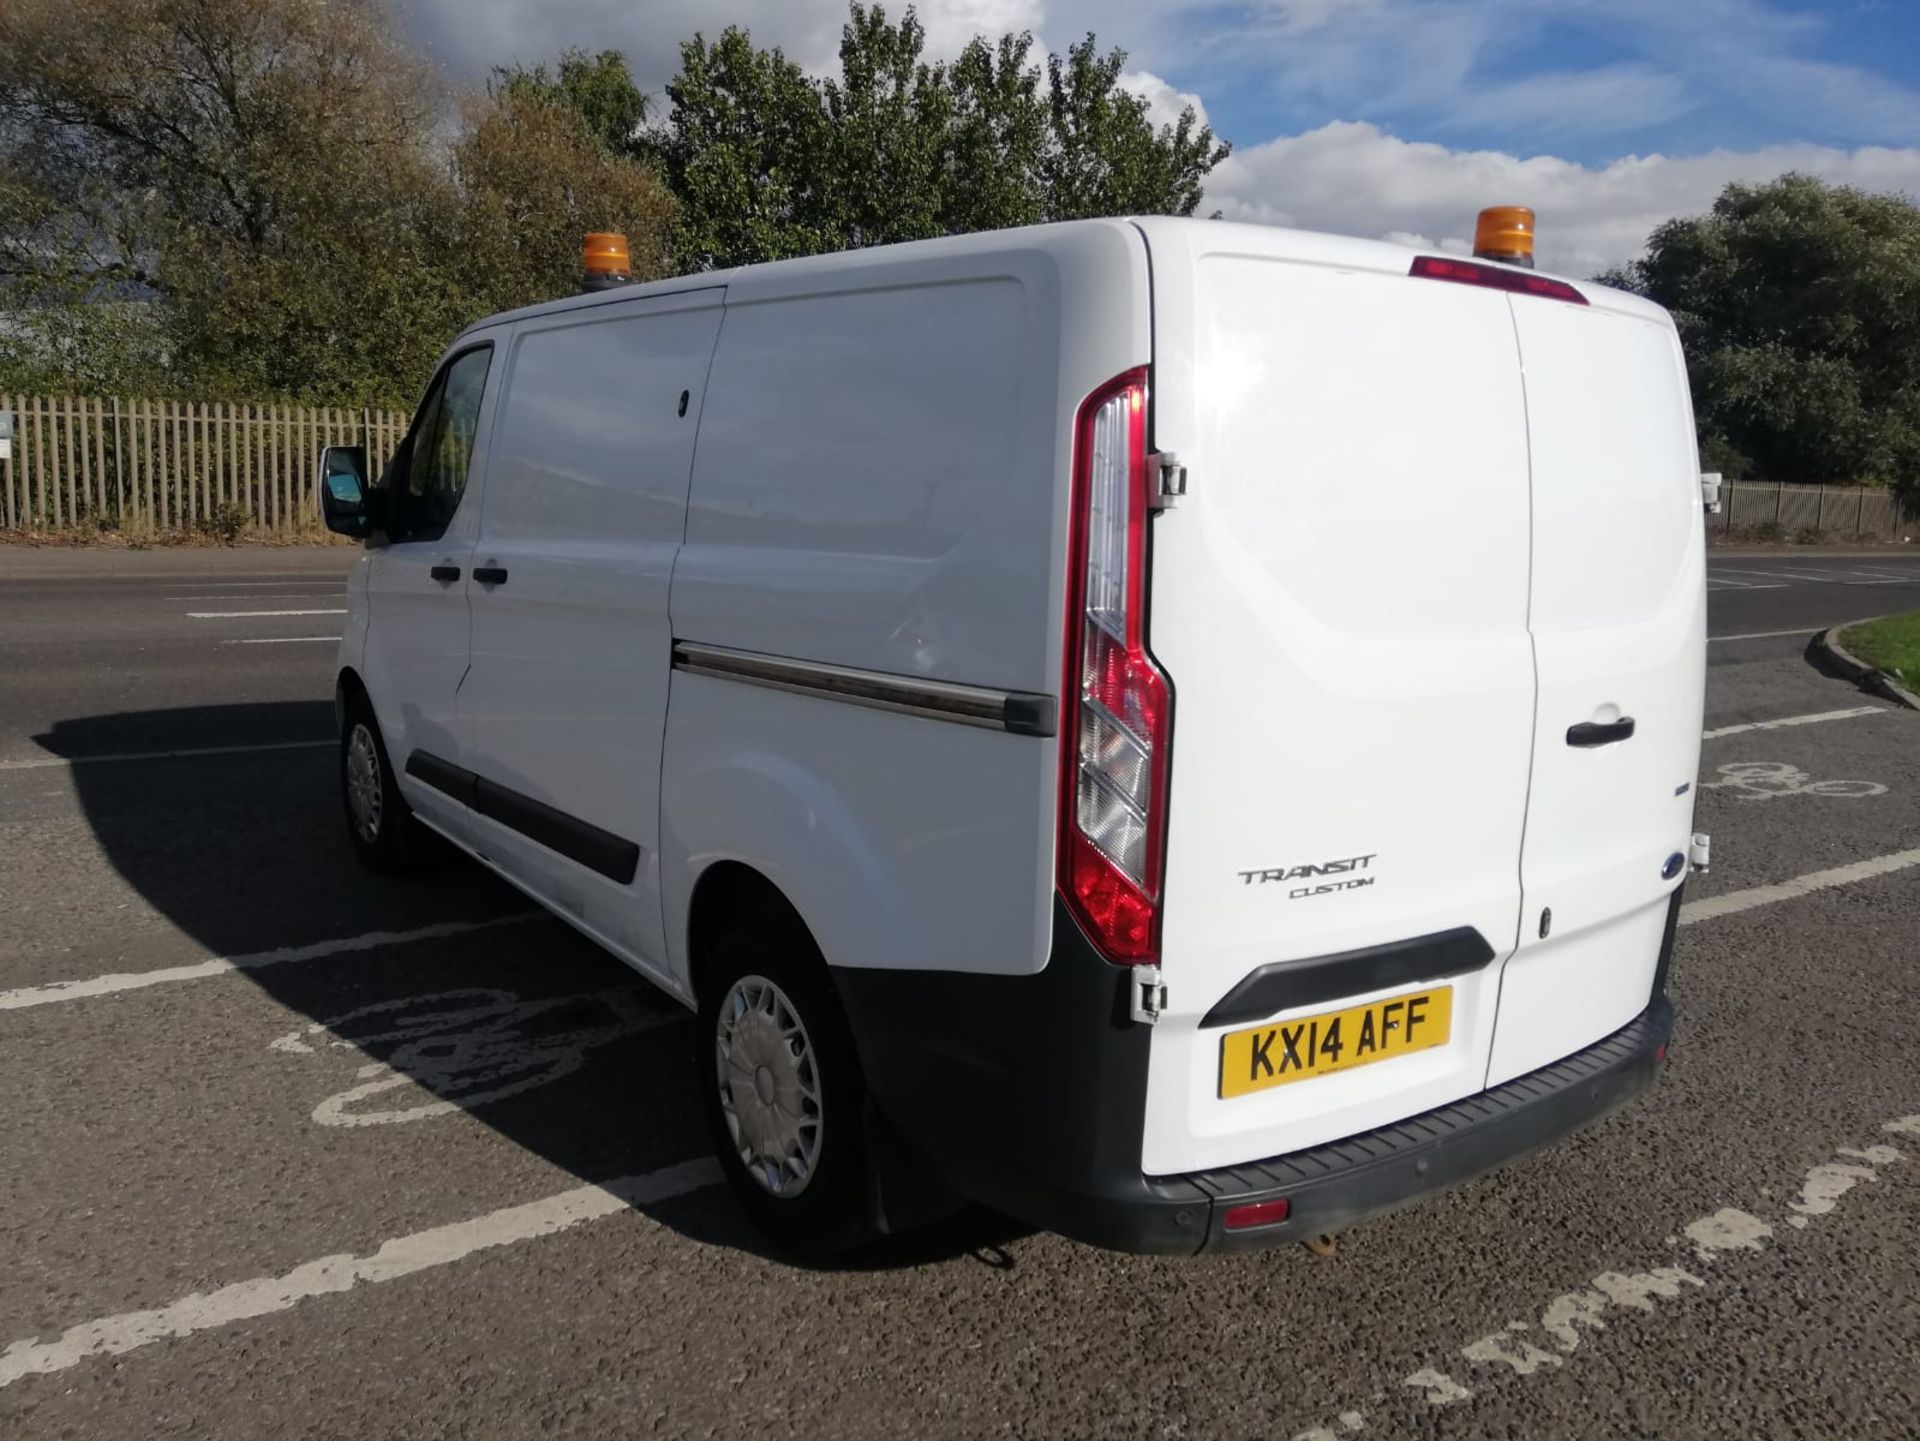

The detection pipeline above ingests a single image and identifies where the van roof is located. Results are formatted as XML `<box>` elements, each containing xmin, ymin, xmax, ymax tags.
<box><xmin>458</xmin><ymin>214</ymin><xmax>1664</xmax><ymax>338</ymax></box>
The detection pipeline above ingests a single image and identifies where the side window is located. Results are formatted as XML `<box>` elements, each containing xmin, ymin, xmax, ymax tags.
<box><xmin>388</xmin><ymin>346</ymin><xmax>492</xmax><ymax>545</ymax></box>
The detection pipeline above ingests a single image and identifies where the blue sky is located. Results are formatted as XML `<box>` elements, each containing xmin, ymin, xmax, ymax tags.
<box><xmin>400</xmin><ymin>0</ymin><xmax>1920</xmax><ymax>274</ymax></box>
<box><xmin>1172</xmin><ymin>0</ymin><xmax>1920</xmax><ymax>162</ymax></box>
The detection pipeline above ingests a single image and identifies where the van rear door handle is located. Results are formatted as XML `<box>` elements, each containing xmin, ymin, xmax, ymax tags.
<box><xmin>472</xmin><ymin>566</ymin><xmax>509</xmax><ymax>586</ymax></box>
<box><xmin>429</xmin><ymin>564</ymin><xmax>461</xmax><ymax>583</ymax></box>
<box><xmin>1567</xmin><ymin>717</ymin><xmax>1636</xmax><ymax>747</ymax></box>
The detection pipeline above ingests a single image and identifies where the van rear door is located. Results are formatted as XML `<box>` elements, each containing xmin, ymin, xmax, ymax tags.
<box><xmin>1134</xmin><ymin>222</ymin><xmax>1536</xmax><ymax>1177</ymax></box>
<box><xmin>1488</xmin><ymin>295</ymin><xmax>1705</xmax><ymax>1086</ymax></box>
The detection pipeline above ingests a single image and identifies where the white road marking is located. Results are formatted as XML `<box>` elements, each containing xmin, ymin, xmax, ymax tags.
<box><xmin>1683</xmin><ymin>1209</ymin><xmax>1772</xmax><ymax>1261</ymax></box>
<box><xmin>0</xmin><ymin>916</ymin><xmax>541</xmax><ymax>1012</ymax></box>
<box><xmin>1701</xmin><ymin>760</ymin><xmax>1887</xmax><ymax>800</ymax></box>
<box><xmin>1707</xmin><ymin>627</ymin><xmax>1815</xmax><ymax>642</ymax></box>
<box><xmin>270</xmin><ymin>986</ymin><xmax>678</xmax><ymax>1127</ymax></box>
<box><xmin>173</xmin><ymin>594</ymin><xmax>343</xmax><ymax>603</ymax></box>
<box><xmin>0</xmin><ymin>738</ymin><xmax>332</xmax><ymax>772</ymax></box>
<box><xmin>222</xmin><ymin>636</ymin><xmax>341</xmax><ymax>645</ymax></box>
<box><xmin>1679</xmin><ymin>847</ymin><xmax>1920</xmax><ymax>925</ymax></box>
<box><xmin>186</xmin><ymin>609</ymin><xmax>346</xmax><ymax>619</ymax></box>
<box><xmin>0</xmin><ymin>1157</ymin><xmax>720</xmax><ymax>1389</ymax></box>
<box><xmin>1785</xmin><ymin>1146</ymin><xmax>1900</xmax><ymax>1228</ymax></box>
<box><xmin>1701</xmin><ymin>705</ymin><xmax>1884</xmax><ymax>739</ymax></box>
<box><xmin>1706</xmin><ymin>579</ymin><xmax>1789</xmax><ymax>591</ymax></box>
<box><xmin>1295</xmin><ymin>1119</ymin><xmax>1916</xmax><ymax>1436</ymax></box>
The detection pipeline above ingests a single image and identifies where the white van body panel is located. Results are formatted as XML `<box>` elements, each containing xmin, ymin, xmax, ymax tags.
<box><xmin>661</xmin><ymin>224</ymin><xmax>1149</xmax><ymax>989</ymax></box>
<box><xmin>369</xmin><ymin>327</ymin><xmax>508</xmax><ymax>847</ymax></box>
<box><xmin>1488</xmin><ymin>303</ymin><xmax>1706</xmax><ymax>1085</ymax></box>
<box><xmin>1132</xmin><ymin>220</ymin><xmax>1538</xmax><ymax>1174</ymax></box>
<box><xmin>457</xmin><ymin>289</ymin><xmax>725</xmax><ymax>973</ymax></box>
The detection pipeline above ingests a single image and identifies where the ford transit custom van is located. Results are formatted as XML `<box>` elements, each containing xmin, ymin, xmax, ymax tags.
<box><xmin>319</xmin><ymin>216</ymin><xmax>1705</xmax><ymax>1255</ymax></box>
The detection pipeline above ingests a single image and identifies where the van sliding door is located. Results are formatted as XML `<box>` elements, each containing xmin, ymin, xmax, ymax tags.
<box><xmin>457</xmin><ymin>289</ymin><xmax>727</xmax><ymax>973</ymax></box>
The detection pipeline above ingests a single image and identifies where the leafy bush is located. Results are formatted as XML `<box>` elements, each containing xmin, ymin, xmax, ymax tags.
<box><xmin>195</xmin><ymin>501</ymin><xmax>249</xmax><ymax>545</ymax></box>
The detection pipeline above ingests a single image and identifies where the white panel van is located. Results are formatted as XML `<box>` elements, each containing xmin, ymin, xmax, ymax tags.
<box><xmin>320</xmin><ymin>217</ymin><xmax>1703</xmax><ymax>1255</ymax></box>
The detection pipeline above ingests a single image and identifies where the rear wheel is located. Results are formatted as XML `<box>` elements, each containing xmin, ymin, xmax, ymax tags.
<box><xmin>339</xmin><ymin>690</ymin><xmax>425</xmax><ymax>874</ymax></box>
<box><xmin>698</xmin><ymin>908</ymin><xmax>873</xmax><ymax>1255</ymax></box>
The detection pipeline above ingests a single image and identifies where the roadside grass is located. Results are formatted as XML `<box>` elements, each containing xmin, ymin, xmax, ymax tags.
<box><xmin>1842</xmin><ymin>611</ymin><xmax>1920</xmax><ymax>691</ymax></box>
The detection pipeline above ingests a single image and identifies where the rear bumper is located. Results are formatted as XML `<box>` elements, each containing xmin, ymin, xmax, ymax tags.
<box><xmin>836</xmin><ymin>899</ymin><xmax>1675</xmax><ymax>1256</ymax></box>
<box><xmin>1169</xmin><ymin>995</ymin><xmax>1672</xmax><ymax>1252</ymax></box>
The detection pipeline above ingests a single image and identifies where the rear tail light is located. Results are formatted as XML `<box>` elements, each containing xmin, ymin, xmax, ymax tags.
<box><xmin>1409</xmin><ymin>255</ymin><xmax>1588</xmax><ymax>306</ymax></box>
<box><xmin>1059</xmin><ymin>369</ymin><xmax>1171</xmax><ymax>963</ymax></box>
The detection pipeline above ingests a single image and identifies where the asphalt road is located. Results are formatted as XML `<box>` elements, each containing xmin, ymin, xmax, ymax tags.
<box><xmin>2</xmin><ymin>545</ymin><xmax>1916</xmax><ymax>1440</ymax></box>
<box><xmin>1706</xmin><ymin>550</ymin><xmax>1920</xmax><ymax>660</ymax></box>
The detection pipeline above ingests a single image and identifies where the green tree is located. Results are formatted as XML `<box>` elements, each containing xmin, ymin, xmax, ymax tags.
<box><xmin>944</xmin><ymin>34</ymin><xmax>1048</xmax><ymax>233</ymax></box>
<box><xmin>645</xmin><ymin>27</ymin><xmax>838</xmax><ymax>269</ymax></box>
<box><xmin>647</xmin><ymin>2</ymin><xmax>1230</xmax><ymax>271</ymax></box>
<box><xmin>0</xmin><ymin>0</ymin><xmax>456</xmax><ymax>402</ymax></box>
<box><xmin>493</xmin><ymin>48</ymin><xmax>650</xmax><ymax>156</ymax></box>
<box><xmin>453</xmin><ymin>87</ymin><xmax>675</xmax><ymax>315</ymax></box>
<box><xmin>1607</xmin><ymin>175</ymin><xmax>1920</xmax><ymax>508</ymax></box>
<box><xmin>0</xmin><ymin>0</ymin><xmax>675</xmax><ymax>406</ymax></box>
<box><xmin>1044</xmin><ymin>36</ymin><xmax>1222</xmax><ymax>221</ymax></box>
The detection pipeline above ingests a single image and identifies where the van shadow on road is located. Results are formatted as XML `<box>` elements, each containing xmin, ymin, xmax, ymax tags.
<box><xmin>37</xmin><ymin>701</ymin><xmax>1028</xmax><ymax>1272</ymax></box>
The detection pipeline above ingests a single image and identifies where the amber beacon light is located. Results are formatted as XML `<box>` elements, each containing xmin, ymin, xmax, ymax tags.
<box><xmin>1472</xmin><ymin>206</ymin><xmax>1536</xmax><ymax>268</ymax></box>
<box><xmin>581</xmin><ymin>232</ymin><xmax>632</xmax><ymax>292</ymax></box>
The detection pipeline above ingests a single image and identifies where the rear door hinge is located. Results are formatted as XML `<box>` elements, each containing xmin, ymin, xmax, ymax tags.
<box><xmin>1129</xmin><ymin>964</ymin><xmax>1167</xmax><ymax>1024</ymax></box>
<box><xmin>1149</xmin><ymin>452</ymin><xmax>1185</xmax><ymax>511</ymax></box>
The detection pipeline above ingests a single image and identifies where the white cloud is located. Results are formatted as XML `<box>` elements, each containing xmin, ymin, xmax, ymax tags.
<box><xmin>1206</xmin><ymin>121</ymin><xmax>1920</xmax><ymax>276</ymax></box>
<box><xmin>1120</xmin><ymin>71</ymin><xmax>1210</xmax><ymax>132</ymax></box>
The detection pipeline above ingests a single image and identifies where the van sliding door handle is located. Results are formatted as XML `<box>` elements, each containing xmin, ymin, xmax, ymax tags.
<box><xmin>1566</xmin><ymin>717</ymin><xmax>1636</xmax><ymax>747</ymax></box>
<box><xmin>428</xmin><ymin>564</ymin><xmax>461</xmax><ymax>583</ymax></box>
<box><xmin>472</xmin><ymin>566</ymin><xmax>509</xmax><ymax>586</ymax></box>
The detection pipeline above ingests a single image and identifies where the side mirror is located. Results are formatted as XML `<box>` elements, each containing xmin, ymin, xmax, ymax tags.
<box><xmin>319</xmin><ymin>445</ymin><xmax>373</xmax><ymax>538</ymax></box>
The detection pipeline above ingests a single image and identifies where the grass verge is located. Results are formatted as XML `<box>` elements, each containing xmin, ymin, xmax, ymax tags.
<box><xmin>1841</xmin><ymin>612</ymin><xmax>1920</xmax><ymax>692</ymax></box>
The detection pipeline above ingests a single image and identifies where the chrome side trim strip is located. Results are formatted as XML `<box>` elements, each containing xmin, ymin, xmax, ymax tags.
<box><xmin>671</xmin><ymin>642</ymin><xmax>1056</xmax><ymax>738</ymax></box>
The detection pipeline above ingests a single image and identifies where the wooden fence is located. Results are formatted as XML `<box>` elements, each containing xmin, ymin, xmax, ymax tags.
<box><xmin>1713</xmin><ymin>479</ymin><xmax>1912</xmax><ymax>539</ymax></box>
<box><xmin>0</xmin><ymin>395</ymin><xmax>410</xmax><ymax>536</ymax></box>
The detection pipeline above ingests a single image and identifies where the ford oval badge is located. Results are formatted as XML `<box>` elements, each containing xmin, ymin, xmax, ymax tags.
<box><xmin>1661</xmin><ymin>852</ymin><xmax>1685</xmax><ymax>881</ymax></box>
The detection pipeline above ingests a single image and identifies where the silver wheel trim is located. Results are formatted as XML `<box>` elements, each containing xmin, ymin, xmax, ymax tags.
<box><xmin>714</xmin><ymin>975</ymin><xmax>823</xmax><ymax>1198</ymax></box>
<box><xmin>345</xmin><ymin>723</ymin><xmax>384</xmax><ymax>844</ymax></box>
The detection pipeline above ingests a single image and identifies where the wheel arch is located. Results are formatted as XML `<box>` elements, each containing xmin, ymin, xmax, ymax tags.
<box><xmin>334</xmin><ymin>665</ymin><xmax>368</xmax><ymax>731</ymax></box>
<box><xmin>684</xmin><ymin>860</ymin><xmax>819</xmax><ymax>1006</ymax></box>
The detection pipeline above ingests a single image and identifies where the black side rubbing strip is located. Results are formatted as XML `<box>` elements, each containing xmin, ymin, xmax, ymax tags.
<box><xmin>1202</xmin><ymin>927</ymin><xmax>1496</xmax><ymax>1029</ymax></box>
<box><xmin>405</xmin><ymin>750</ymin><xmax>477</xmax><ymax>808</ymax></box>
<box><xmin>404</xmin><ymin>750</ymin><xmax>639</xmax><ymax>885</ymax></box>
<box><xmin>472</xmin><ymin>779</ymin><xmax>639</xmax><ymax>885</ymax></box>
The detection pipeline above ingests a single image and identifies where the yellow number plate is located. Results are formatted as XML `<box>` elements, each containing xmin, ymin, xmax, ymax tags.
<box><xmin>1218</xmin><ymin>987</ymin><xmax>1453</xmax><ymax>1099</ymax></box>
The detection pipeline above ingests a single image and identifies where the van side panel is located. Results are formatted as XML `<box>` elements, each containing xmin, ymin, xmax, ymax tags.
<box><xmin>670</xmin><ymin>277</ymin><xmax>1045</xmax><ymax>684</ymax></box>
<box><xmin>663</xmin><ymin>227</ymin><xmax>1150</xmax><ymax>985</ymax></box>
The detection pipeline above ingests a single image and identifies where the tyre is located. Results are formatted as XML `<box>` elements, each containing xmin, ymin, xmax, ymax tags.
<box><xmin>698</xmin><ymin>907</ymin><xmax>874</xmax><ymax>1255</ymax></box>
<box><xmin>339</xmin><ymin>690</ymin><xmax>425</xmax><ymax>874</ymax></box>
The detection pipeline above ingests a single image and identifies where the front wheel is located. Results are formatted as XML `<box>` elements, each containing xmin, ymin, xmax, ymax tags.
<box><xmin>339</xmin><ymin>691</ymin><xmax>425</xmax><ymax>874</ymax></box>
<box><xmin>697</xmin><ymin>911</ymin><xmax>873</xmax><ymax>1255</ymax></box>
